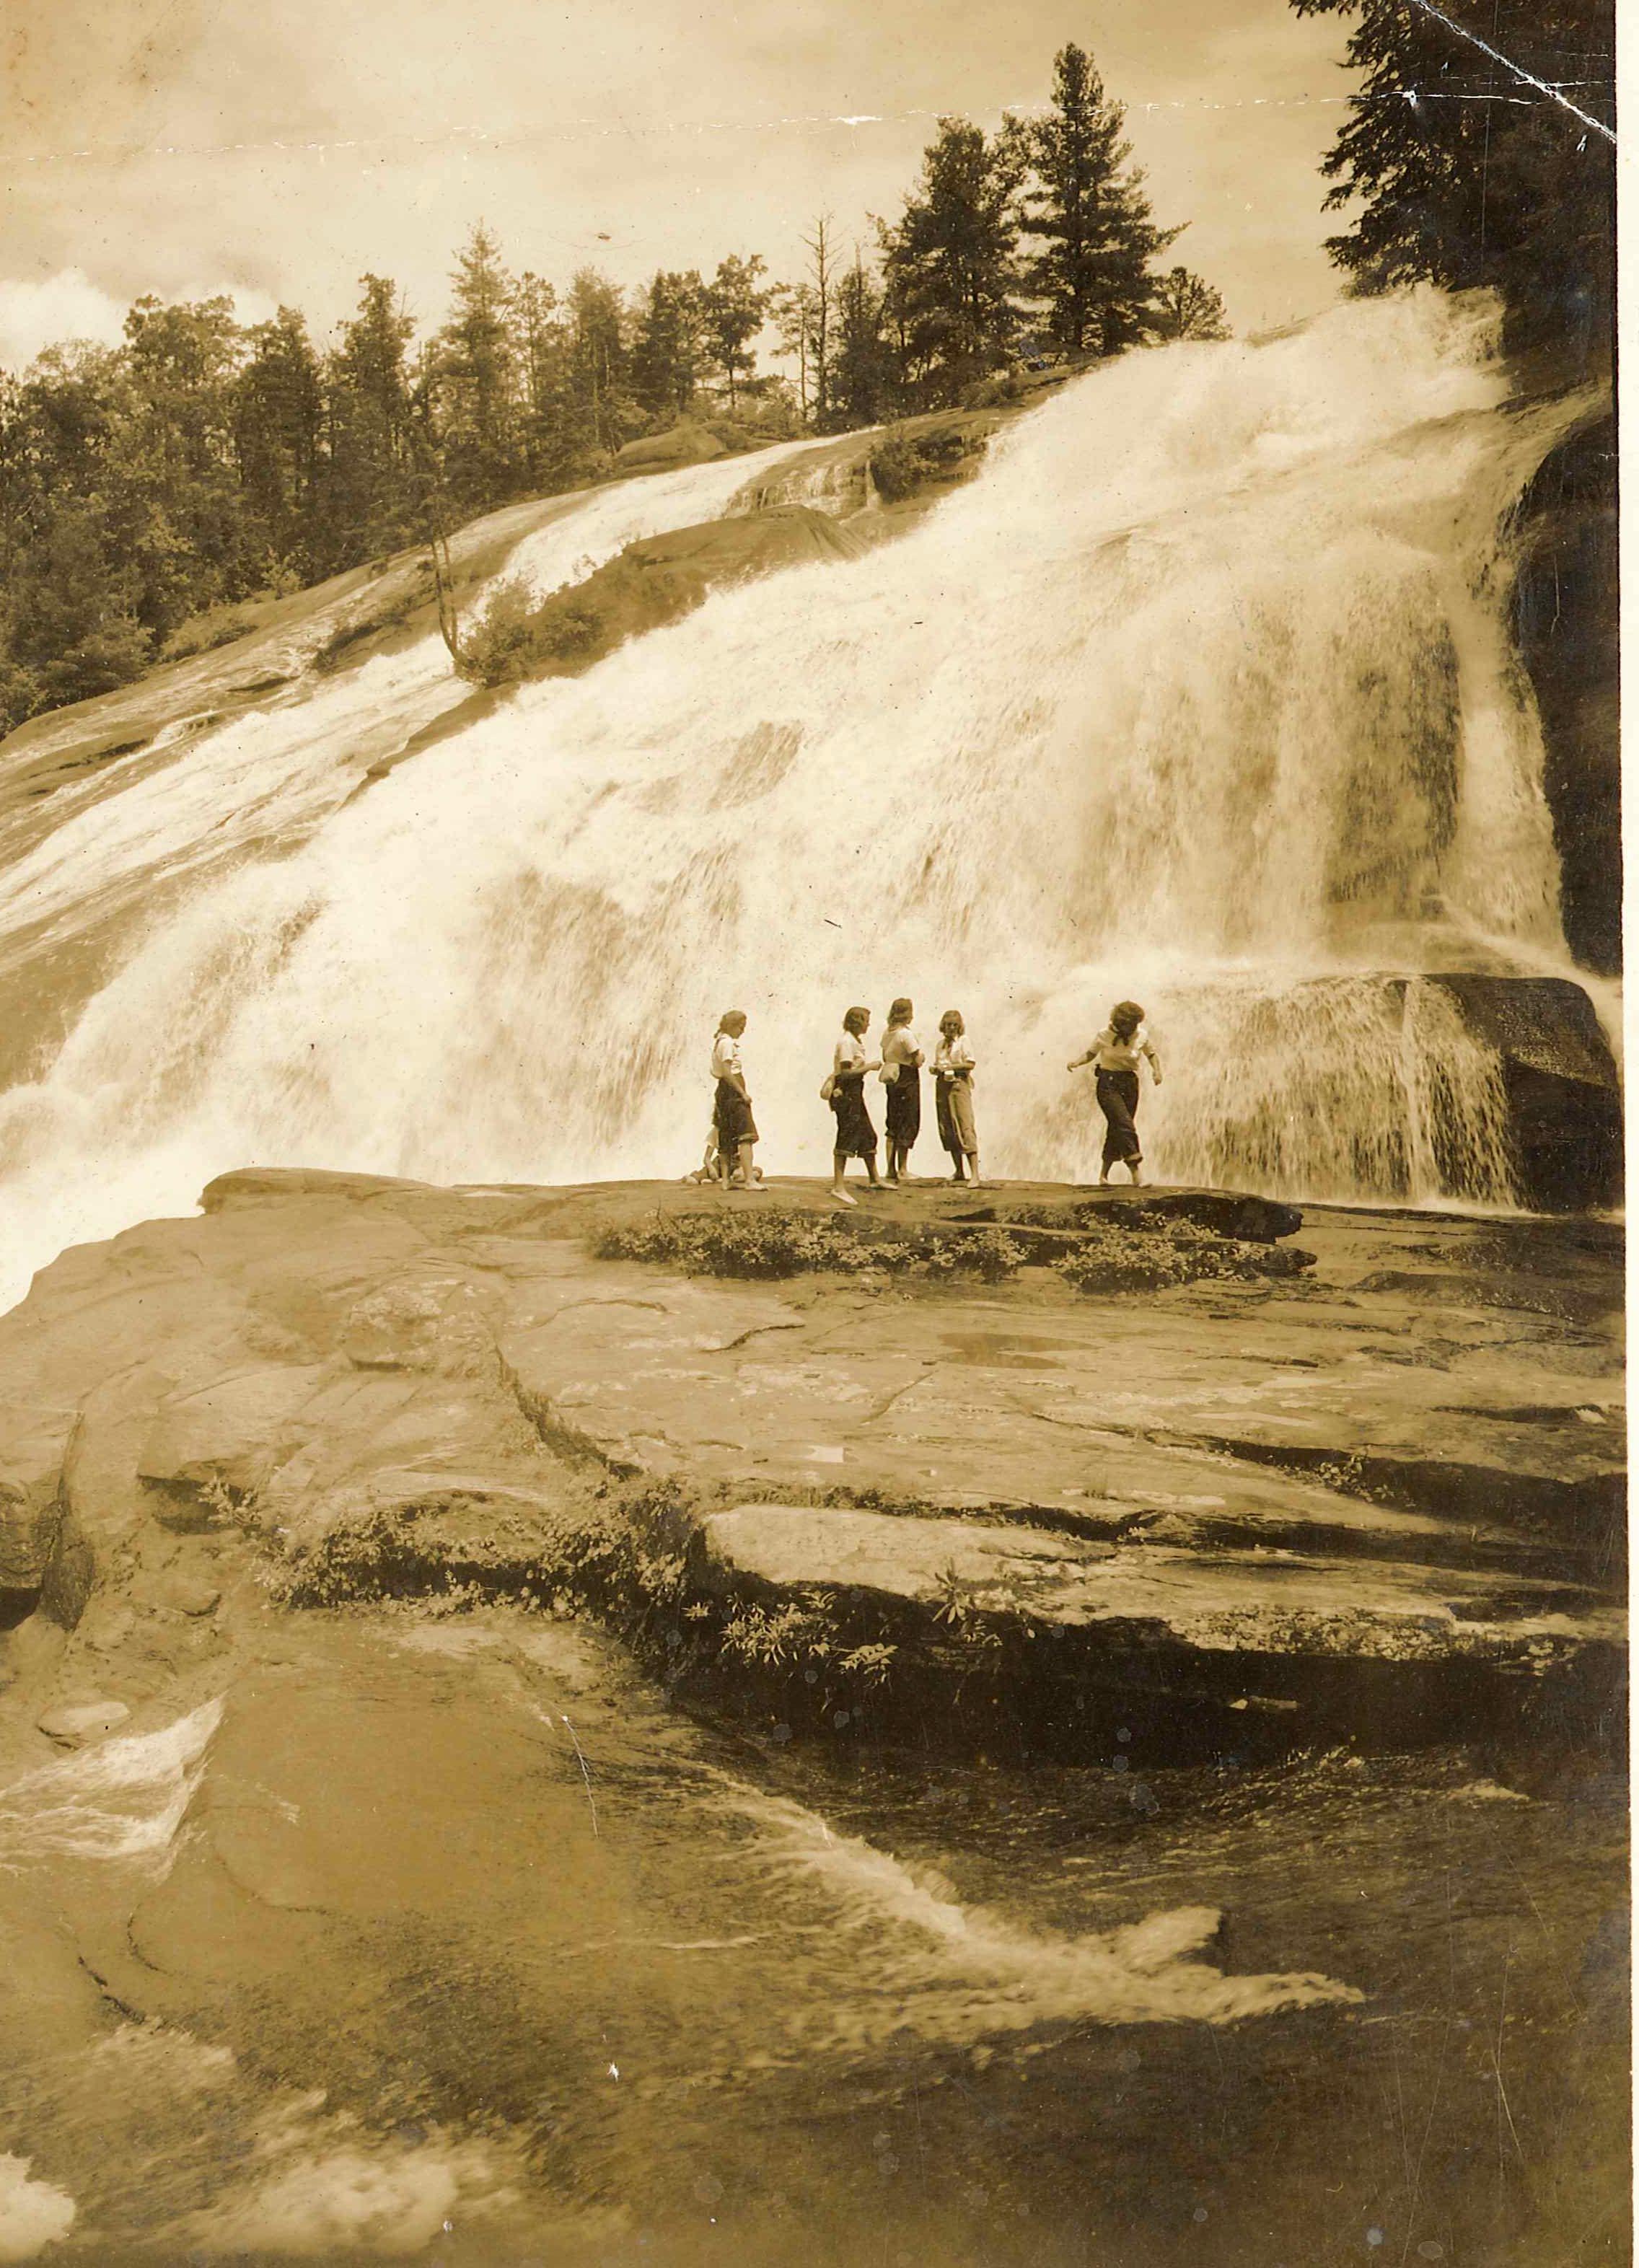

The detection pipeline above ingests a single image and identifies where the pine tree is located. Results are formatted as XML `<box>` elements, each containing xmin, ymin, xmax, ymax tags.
<box><xmin>563</xmin><ymin>268</ymin><xmax>631</xmax><ymax>460</ymax></box>
<box><xmin>827</xmin><ymin>257</ymin><xmax>895</xmax><ymax>429</ymax></box>
<box><xmin>769</xmin><ymin>283</ymin><xmax>818</xmax><ymax>424</ymax></box>
<box><xmin>879</xmin><ymin>119</ymin><xmax>1022</xmax><ymax>406</ymax></box>
<box><xmin>1291</xmin><ymin>0</ymin><xmax>1614</xmax><ymax>364</ymax></box>
<box><xmin>513</xmin><ymin>271</ymin><xmax>568</xmax><ymax>485</ymax></box>
<box><xmin>434</xmin><ymin>222</ymin><xmax>523</xmax><ymax>513</ymax></box>
<box><xmin>1012</xmin><ymin>44</ymin><xmax>1179</xmax><ymax>359</ymax></box>
<box><xmin>701</xmin><ymin>255</ymin><xmax>770</xmax><ymax>407</ymax></box>
<box><xmin>1151</xmin><ymin>266</ymin><xmax>1231</xmax><ymax>341</ymax></box>
<box><xmin>630</xmin><ymin>271</ymin><xmax>704</xmax><ymax>423</ymax></box>
<box><xmin>325</xmin><ymin>275</ymin><xmax>418</xmax><ymax>561</ymax></box>
<box><xmin>115</xmin><ymin>295</ymin><xmax>249</xmax><ymax>635</ymax></box>
<box><xmin>234</xmin><ymin>308</ymin><xmax>324</xmax><ymax>575</ymax></box>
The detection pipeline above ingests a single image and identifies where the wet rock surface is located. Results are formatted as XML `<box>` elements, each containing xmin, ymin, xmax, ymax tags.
<box><xmin>0</xmin><ymin>1170</ymin><xmax>1624</xmax><ymax>2267</ymax></box>
<box><xmin>0</xmin><ymin>1169</ymin><xmax>1620</xmax><ymax>1768</ymax></box>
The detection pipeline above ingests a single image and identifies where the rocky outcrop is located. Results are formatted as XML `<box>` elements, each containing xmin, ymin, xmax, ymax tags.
<box><xmin>1510</xmin><ymin>405</ymin><xmax>1619</xmax><ymax>975</ymax></box>
<box><xmin>462</xmin><ymin>506</ymin><xmax>872</xmax><ymax>687</ymax></box>
<box><xmin>0</xmin><ymin>1171</ymin><xmax>1620</xmax><ymax>1772</ymax></box>
<box><xmin>1428</xmin><ymin>973</ymin><xmax>1622</xmax><ymax>1210</ymax></box>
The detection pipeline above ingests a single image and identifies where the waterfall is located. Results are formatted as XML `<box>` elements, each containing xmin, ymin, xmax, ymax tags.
<box><xmin>0</xmin><ymin>289</ymin><xmax>1589</xmax><ymax>1305</ymax></box>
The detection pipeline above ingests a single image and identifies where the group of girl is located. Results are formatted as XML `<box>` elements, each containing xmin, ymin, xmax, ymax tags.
<box><xmin>699</xmin><ymin>997</ymin><xmax>1161</xmax><ymax>1201</ymax></box>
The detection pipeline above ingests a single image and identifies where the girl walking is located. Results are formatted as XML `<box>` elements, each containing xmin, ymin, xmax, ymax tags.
<box><xmin>933</xmin><ymin>1010</ymin><xmax>984</xmax><ymax>1186</ymax></box>
<box><xmin>827</xmin><ymin>1006</ymin><xmax>884</xmax><ymax>1205</ymax></box>
<box><xmin>880</xmin><ymin>998</ymin><xmax>923</xmax><ymax>1184</ymax></box>
<box><xmin>1067</xmin><ymin>1001</ymin><xmax>1161</xmax><ymax>1184</ymax></box>
<box><xmin>711</xmin><ymin>1009</ymin><xmax>762</xmax><ymax>1189</ymax></box>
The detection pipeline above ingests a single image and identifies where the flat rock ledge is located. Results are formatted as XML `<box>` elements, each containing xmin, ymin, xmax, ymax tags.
<box><xmin>0</xmin><ymin>1169</ymin><xmax>1622</xmax><ymax>1767</ymax></box>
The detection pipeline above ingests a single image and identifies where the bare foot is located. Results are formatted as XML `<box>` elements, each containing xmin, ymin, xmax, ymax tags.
<box><xmin>830</xmin><ymin>1189</ymin><xmax>858</xmax><ymax>1208</ymax></box>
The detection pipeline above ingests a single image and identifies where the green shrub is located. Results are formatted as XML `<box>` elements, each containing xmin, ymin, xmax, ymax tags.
<box><xmin>867</xmin><ymin>423</ymin><xmax>980</xmax><ymax>504</ymax></box>
<box><xmin>1053</xmin><ymin>1220</ymin><xmax>1311</xmax><ymax>1293</ymax></box>
<box><xmin>262</xmin><ymin>1482</ymin><xmax>693</xmax><ymax>1621</ymax></box>
<box><xmin>589</xmin><ymin>1209</ymin><xmax>1022</xmax><ymax>1282</ymax></box>
<box><xmin>462</xmin><ymin>575</ymin><xmax>604</xmax><ymax>687</ymax></box>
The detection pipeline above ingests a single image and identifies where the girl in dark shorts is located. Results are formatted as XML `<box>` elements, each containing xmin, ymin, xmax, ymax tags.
<box><xmin>827</xmin><ymin>1005</ymin><xmax>884</xmax><ymax>1207</ymax></box>
<box><xmin>711</xmin><ymin>1010</ymin><xmax>763</xmax><ymax>1189</ymax></box>
<box><xmin>1067</xmin><ymin>1000</ymin><xmax>1162</xmax><ymax>1184</ymax></box>
<box><xmin>880</xmin><ymin>997</ymin><xmax>923</xmax><ymax>1183</ymax></box>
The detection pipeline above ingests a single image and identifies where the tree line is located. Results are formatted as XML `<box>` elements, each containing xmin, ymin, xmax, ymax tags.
<box><xmin>0</xmin><ymin>40</ymin><xmax>1226</xmax><ymax>737</ymax></box>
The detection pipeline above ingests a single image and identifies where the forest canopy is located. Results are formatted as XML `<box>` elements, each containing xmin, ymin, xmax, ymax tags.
<box><xmin>0</xmin><ymin>39</ymin><xmax>1226</xmax><ymax>737</ymax></box>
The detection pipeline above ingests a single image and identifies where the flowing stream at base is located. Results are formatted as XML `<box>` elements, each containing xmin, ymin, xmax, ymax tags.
<box><xmin>0</xmin><ymin>288</ymin><xmax>1599</xmax><ymax>1304</ymax></box>
<box><xmin>0</xmin><ymin>1616</ymin><xmax>1620</xmax><ymax>2264</ymax></box>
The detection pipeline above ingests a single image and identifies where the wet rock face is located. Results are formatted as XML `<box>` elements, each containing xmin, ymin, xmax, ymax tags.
<box><xmin>1425</xmin><ymin>975</ymin><xmax>1622</xmax><ymax>1211</ymax></box>
<box><xmin>1511</xmin><ymin>408</ymin><xmax>1619</xmax><ymax>975</ymax></box>
<box><xmin>0</xmin><ymin>1170</ymin><xmax>1622</xmax><ymax>1770</ymax></box>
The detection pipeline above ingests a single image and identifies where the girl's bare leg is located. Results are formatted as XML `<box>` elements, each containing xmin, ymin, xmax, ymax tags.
<box><xmin>830</xmin><ymin>1153</ymin><xmax>856</xmax><ymax>1205</ymax></box>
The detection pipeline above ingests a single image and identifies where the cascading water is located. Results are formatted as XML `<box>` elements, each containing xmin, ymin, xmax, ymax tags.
<box><xmin>0</xmin><ymin>289</ymin><xmax>1594</xmax><ymax>1305</ymax></box>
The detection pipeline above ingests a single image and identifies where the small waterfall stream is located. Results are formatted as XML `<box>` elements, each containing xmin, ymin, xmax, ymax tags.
<box><xmin>0</xmin><ymin>287</ymin><xmax>1595</xmax><ymax>1304</ymax></box>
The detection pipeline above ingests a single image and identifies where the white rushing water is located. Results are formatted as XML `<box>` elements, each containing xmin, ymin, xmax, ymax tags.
<box><xmin>0</xmin><ymin>289</ymin><xmax>1589</xmax><ymax>1304</ymax></box>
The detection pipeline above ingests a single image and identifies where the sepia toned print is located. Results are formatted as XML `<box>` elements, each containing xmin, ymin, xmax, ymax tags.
<box><xmin>0</xmin><ymin>2</ymin><xmax>1621</xmax><ymax>2262</ymax></box>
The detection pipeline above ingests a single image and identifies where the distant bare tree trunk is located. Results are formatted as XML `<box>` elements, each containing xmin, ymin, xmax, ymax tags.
<box><xmin>804</xmin><ymin>214</ymin><xmax>835</xmax><ymax>428</ymax></box>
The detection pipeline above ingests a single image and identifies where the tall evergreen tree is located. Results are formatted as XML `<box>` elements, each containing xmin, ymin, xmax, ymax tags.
<box><xmin>1291</xmin><ymin>0</ymin><xmax>1614</xmax><ymax>364</ymax></box>
<box><xmin>827</xmin><ymin>257</ymin><xmax>895</xmax><ymax>429</ymax></box>
<box><xmin>563</xmin><ymin>268</ymin><xmax>631</xmax><ymax>460</ymax></box>
<box><xmin>234</xmin><ymin>308</ymin><xmax>324</xmax><ymax>575</ymax></box>
<box><xmin>434</xmin><ymin>222</ymin><xmax>522</xmax><ymax>512</ymax></box>
<box><xmin>879</xmin><ymin>119</ymin><xmax>1021</xmax><ymax>406</ymax></box>
<box><xmin>701</xmin><ymin>255</ymin><xmax>770</xmax><ymax>407</ymax></box>
<box><xmin>1011</xmin><ymin>44</ymin><xmax>1178</xmax><ymax>357</ymax></box>
<box><xmin>630</xmin><ymin>270</ymin><xmax>704</xmax><ymax>422</ymax></box>
<box><xmin>513</xmin><ymin>271</ymin><xmax>568</xmax><ymax>486</ymax></box>
<box><xmin>325</xmin><ymin>274</ymin><xmax>418</xmax><ymax>561</ymax></box>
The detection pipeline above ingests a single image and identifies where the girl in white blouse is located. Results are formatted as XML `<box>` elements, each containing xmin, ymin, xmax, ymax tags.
<box><xmin>933</xmin><ymin>1010</ymin><xmax>984</xmax><ymax>1185</ymax></box>
<box><xmin>828</xmin><ymin>1006</ymin><xmax>884</xmax><ymax>1205</ymax></box>
<box><xmin>1067</xmin><ymin>1001</ymin><xmax>1161</xmax><ymax>1184</ymax></box>
<box><xmin>711</xmin><ymin>1010</ymin><xmax>762</xmax><ymax>1187</ymax></box>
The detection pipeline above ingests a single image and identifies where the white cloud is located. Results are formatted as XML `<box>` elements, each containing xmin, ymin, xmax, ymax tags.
<box><xmin>0</xmin><ymin>270</ymin><xmax>127</xmax><ymax>367</ymax></box>
<box><xmin>0</xmin><ymin>269</ymin><xmax>280</xmax><ymax>372</ymax></box>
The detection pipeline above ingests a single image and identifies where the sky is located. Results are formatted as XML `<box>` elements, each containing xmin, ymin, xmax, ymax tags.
<box><xmin>0</xmin><ymin>0</ymin><xmax>1362</xmax><ymax>368</ymax></box>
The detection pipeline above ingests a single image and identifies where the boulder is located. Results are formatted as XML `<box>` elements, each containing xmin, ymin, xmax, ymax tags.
<box><xmin>37</xmin><ymin>1696</ymin><xmax>131</xmax><ymax>1745</ymax></box>
<box><xmin>1425</xmin><ymin>974</ymin><xmax>1622</xmax><ymax>1210</ymax></box>
<box><xmin>612</xmin><ymin>419</ymin><xmax>729</xmax><ymax>473</ymax></box>
<box><xmin>1511</xmin><ymin>408</ymin><xmax>1619</xmax><ymax>975</ymax></box>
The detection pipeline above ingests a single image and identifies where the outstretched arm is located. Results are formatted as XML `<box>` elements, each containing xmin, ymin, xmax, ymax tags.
<box><xmin>1065</xmin><ymin>1049</ymin><xmax>1094</xmax><ymax>1072</ymax></box>
<box><xmin>1143</xmin><ymin>1040</ymin><xmax>1163</xmax><ymax>1084</ymax></box>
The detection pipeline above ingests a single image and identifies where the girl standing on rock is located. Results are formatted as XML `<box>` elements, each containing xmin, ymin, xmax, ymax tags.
<box><xmin>1068</xmin><ymin>1001</ymin><xmax>1161</xmax><ymax>1184</ymax></box>
<box><xmin>880</xmin><ymin>998</ymin><xmax>924</xmax><ymax>1184</ymax></box>
<box><xmin>933</xmin><ymin>1009</ymin><xmax>984</xmax><ymax>1186</ymax></box>
<box><xmin>827</xmin><ymin>1006</ymin><xmax>884</xmax><ymax>1206</ymax></box>
<box><xmin>711</xmin><ymin>1010</ymin><xmax>762</xmax><ymax>1190</ymax></box>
